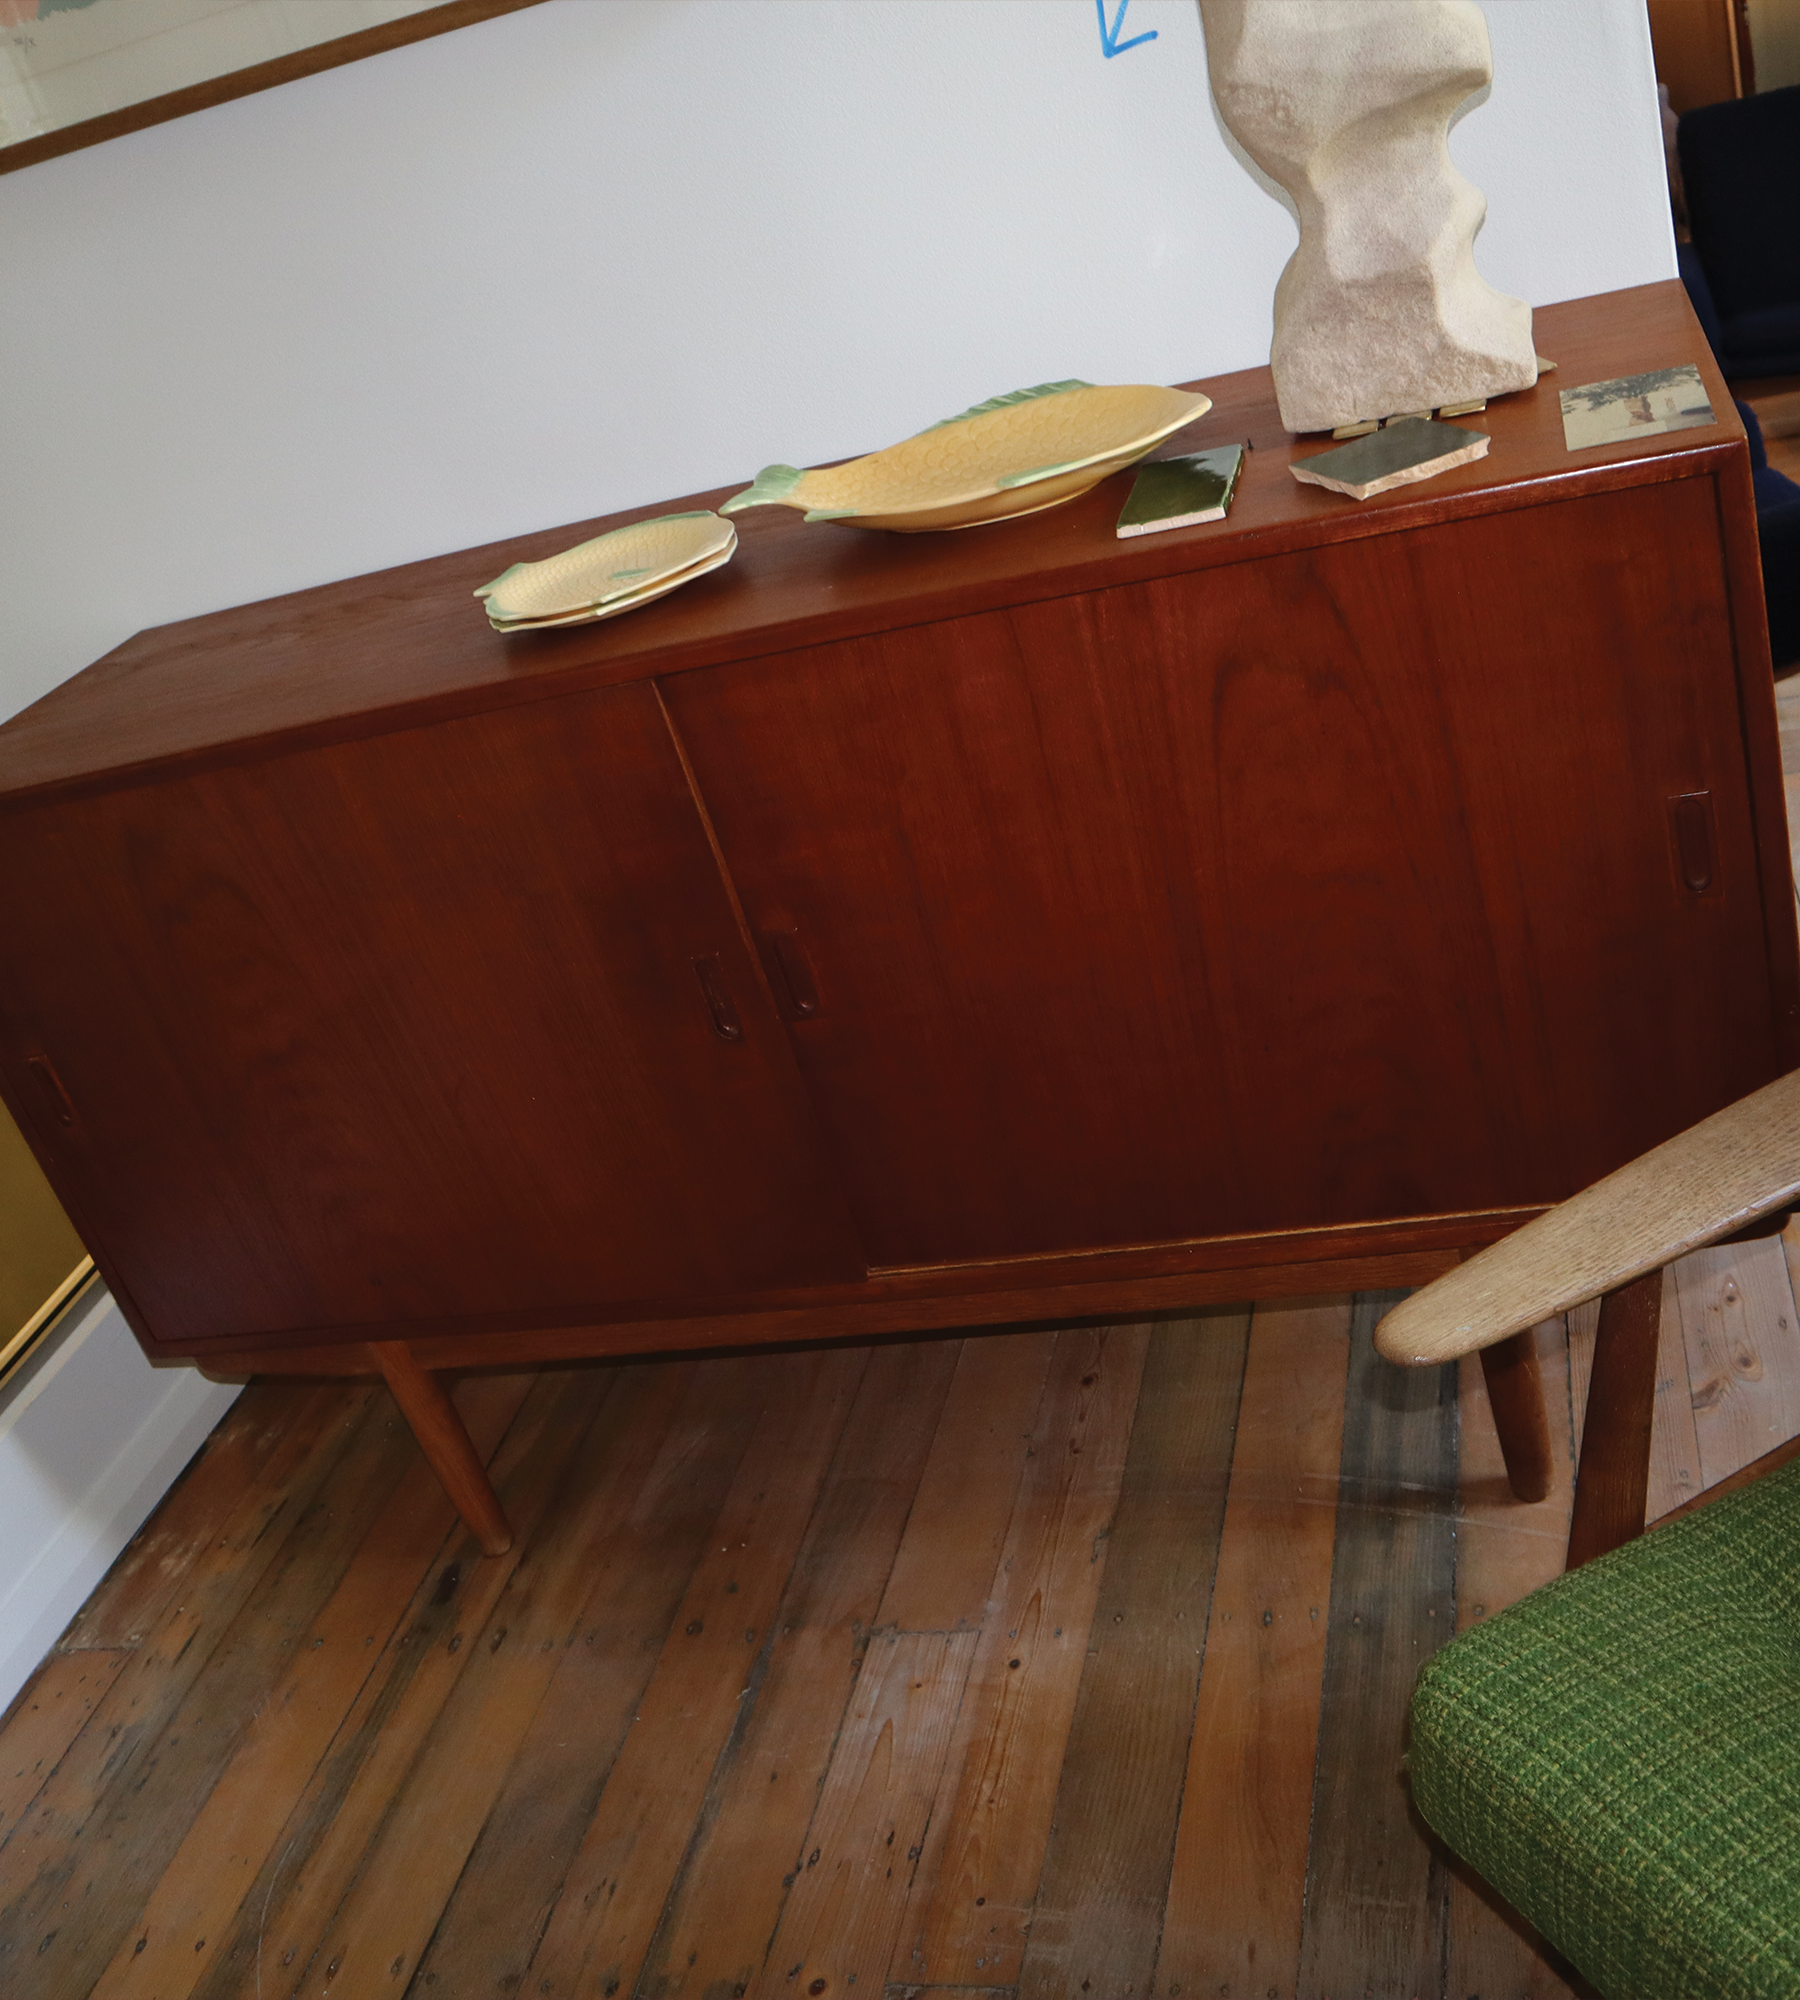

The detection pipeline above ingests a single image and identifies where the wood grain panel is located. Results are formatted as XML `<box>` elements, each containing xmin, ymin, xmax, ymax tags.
<box><xmin>1155</xmin><ymin>1297</ymin><xmax>1350</xmax><ymax>1999</ymax></box>
<box><xmin>178</xmin><ymin>1241</ymin><xmax>1473</xmax><ymax>1376</ymax></box>
<box><xmin>1671</xmin><ymin>1234</ymin><xmax>1800</xmax><ymax>1489</ymax></box>
<box><xmin>1569</xmin><ymin>1295</ymin><xmax>1598</xmax><ymax>1439</ymax></box>
<box><xmin>639</xmin><ymin>1339</ymin><xmax>957</xmax><ymax>1998</ymax></box>
<box><xmin>1296</xmin><ymin>1291</ymin><xmax>1457</xmax><ymax>1999</ymax></box>
<box><xmin>525</xmin><ymin>1351</ymin><xmax>866</xmax><ymax>2000</ymax></box>
<box><xmin>1566</xmin><ymin>1286</ymin><xmax>1705</xmax><ymax>1536</ymax></box>
<box><xmin>1650</xmin><ymin>1282</ymin><xmax>1705</xmax><ymax>1521</ymax></box>
<box><xmin>1782</xmin><ymin>1220</ymin><xmax>1800</xmax><ymax>1367</ymax></box>
<box><xmin>0</xmin><ymin>680</ymin><xmax>862</xmax><ymax>1350</ymax></box>
<box><xmin>1017</xmin><ymin>1309</ymin><xmax>1249</xmax><ymax>2000</ymax></box>
<box><xmin>670</xmin><ymin>477</ymin><xmax>1774</xmax><ymax>1271</ymax></box>
<box><xmin>1648</xmin><ymin>0</ymin><xmax>1747</xmax><ymax>112</ymax></box>
<box><xmin>1571</xmin><ymin>1272</ymin><xmax>1679</xmax><ymax>1568</ymax></box>
<box><xmin>1415</xmin><ymin>479</ymin><xmax>1782</xmax><ymax>1191</ymax></box>
<box><xmin>901</xmin><ymin>1324</ymin><xmax>1150</xmax><ymax>1987</ymax></box>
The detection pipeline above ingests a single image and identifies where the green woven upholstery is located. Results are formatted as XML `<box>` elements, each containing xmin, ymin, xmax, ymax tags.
<box><xmin>1410</xmin><ymin>1461</ymin><xmax>1800</xmax><ymax>1999</ymax></box>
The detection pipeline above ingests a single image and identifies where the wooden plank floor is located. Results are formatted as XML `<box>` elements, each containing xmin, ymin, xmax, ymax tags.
<box><xmin>6</xmin><ymin>1253</ymin><xmax>1800</xmax><ymax>2000</ymax></box>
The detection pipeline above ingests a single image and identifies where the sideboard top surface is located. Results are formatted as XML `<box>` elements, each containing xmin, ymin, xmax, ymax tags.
<box><xmin>0</xmin><ymin>281</ymin><xmax>1743</xmax><ymax>805</ymax></box>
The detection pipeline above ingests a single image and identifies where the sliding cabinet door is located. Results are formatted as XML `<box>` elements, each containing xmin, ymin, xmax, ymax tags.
<box><xmin>665</xmin><ymin>476</ymin><xmax>1776</xmax><ymax>1269</ymax></box>
<box><xmin>0</xmin><ymin>681</ymin><xmax>863</xmax><ymax>1351</ymax></box>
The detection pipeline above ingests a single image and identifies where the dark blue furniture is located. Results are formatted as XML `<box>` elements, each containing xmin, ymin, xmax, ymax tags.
<box><xmin>1678</xmin><ymin>85</ymin><xmax>1800</xmax><ymax>380</ymax></box>
<box><xmin>1671</xmin><ymin>100</ymin><xmax>1800</xmax><ymax>670</ymax></box>
<box><xmin>1678</xmin><ymin>257</ymin><xmax>1800</xmax><ymax>667</ymax></box>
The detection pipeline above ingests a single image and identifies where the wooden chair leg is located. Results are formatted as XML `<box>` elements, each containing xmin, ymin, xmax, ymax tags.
<box><xmin>1479</xmin><ymin>1329</ymin><xmax>1554</xmax><ymax>1502</ymax></box>
<box><xmin>1565</xmin><ymin>1268</ymin><xmax>1664</xmax><ymax>1571</ymax></box>
<box><xmin>372</xmin><ymin>1341</ymin><xmax>514</xmax><ymax>1556</ymax></box>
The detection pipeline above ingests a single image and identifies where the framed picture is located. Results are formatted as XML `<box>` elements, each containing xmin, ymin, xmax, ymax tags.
<box><xmin>0</xmin><ymin>0</ymin><xmax>548</xmax><ymax>175</ymax></box>
<box><xmin>0</xmin><ymin>1102</ymin><xmax>91</xmax><ymax>1394</ymax></box>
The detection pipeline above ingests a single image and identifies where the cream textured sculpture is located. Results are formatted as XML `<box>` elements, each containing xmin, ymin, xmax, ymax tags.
<box><xmin>1199</xmin><ymin>0</ymin><xmax>1537</xmax><ymax>435</ymax></box>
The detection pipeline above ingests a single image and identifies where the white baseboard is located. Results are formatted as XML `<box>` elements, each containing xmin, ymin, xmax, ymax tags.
<box><xmin>0</xmin><ymin>1289</ymin><xmax>239</xmax><ymax>1717</ymax></box>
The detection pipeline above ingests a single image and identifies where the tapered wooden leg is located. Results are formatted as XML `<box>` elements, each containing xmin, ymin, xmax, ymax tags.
<box><xmin>372</xmin><ymin>1341</ymin><xmax>514</xmax><ymax>1556</ymax></box>
<box><xmin>1478</xmin><ymin>1328</ymin><xmax>1554</xmax><ymax>1502</ymax></box>
<box><xmin>1565</xmin><ymin>1269</ymin><xmax>1664</xmax><ymax>1571</ymax></box>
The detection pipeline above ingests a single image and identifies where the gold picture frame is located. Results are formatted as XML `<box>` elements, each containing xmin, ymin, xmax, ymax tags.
<box><xmin>0</xmin><ymin>1100</ymin><xmax>94</xmax><ymax>1393</ymax></box>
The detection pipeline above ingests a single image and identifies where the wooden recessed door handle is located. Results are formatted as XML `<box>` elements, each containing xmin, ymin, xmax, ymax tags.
<box><xmin>763</xmin><ymin>930</ymin><xmax>821</xmax><ymax>1019</ymax></box>
<box><xmin>1669</xmin><ymin>790</ymin><xmax>1717</xmax><ymax>894</ymax></box>
<box><xmin>691</xmin><ymin>954</ymin><xmax>745</xmax><ymax>1041</ymax></box>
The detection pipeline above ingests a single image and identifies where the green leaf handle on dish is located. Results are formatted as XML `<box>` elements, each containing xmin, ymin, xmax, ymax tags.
<box><xmin>721</xmin><ymin>465</ymin><xmax>808</xmax><ymax>515</ymax></box>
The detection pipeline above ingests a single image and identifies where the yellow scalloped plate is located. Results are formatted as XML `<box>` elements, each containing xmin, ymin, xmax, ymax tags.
<box><xmin>476</xmin><ymin>512</ymin><xmax>734</xmax><ymax>627</ymax></box>
<box><xmin>482</xmin><ymin>541</ymin><xmax>735</xmax><ymax>632</ymax></box>
<box><xmin>721</xmin><ymin>380</ymin><xmax>1212</xmax><ymax>532</ymax></box>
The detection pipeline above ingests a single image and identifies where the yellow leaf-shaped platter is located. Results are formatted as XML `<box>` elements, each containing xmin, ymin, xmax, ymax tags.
<box><xmin>720</xmin><ymin>380</ymin><xmax>1212</xmax><ymax>532</ymax></box>
<box><xmin>476</xmin><ymin>511</ymin><xmax>735</xmax><ymax>629</ymax></box>
<box><xmin>480</xmin><ymin>542</ymin><xmax>735</xmax><ymax>632</ymax></box>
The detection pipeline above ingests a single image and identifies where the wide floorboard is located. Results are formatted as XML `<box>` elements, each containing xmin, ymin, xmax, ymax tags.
<box><xmin>6</xmin><ymin>1236</ymin><xmax>1800</xmax><ymax>2000</ymax></box>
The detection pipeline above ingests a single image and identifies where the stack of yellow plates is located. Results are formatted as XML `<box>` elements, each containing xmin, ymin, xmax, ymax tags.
<box><xmin>721</xmin><ymin>379</ymin><xmax>1213</xmax><ymax>533</ymax></box>
<box><xmin>476</xmin><ymin>511</ymin><xmax>736</xmax><ymax>631</ymax></box>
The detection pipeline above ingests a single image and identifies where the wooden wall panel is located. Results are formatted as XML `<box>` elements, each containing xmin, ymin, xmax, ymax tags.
<box><xmin>1649</xmin><ymin>0</ymin><xmax>1750</xmax><ymax>111</ymax></box>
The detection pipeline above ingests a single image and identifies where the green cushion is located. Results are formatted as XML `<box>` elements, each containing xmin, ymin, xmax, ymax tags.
<box><xmin>1410</xmin><ymin>1461</ymin><xmax>1800</xmax><ymax>1999</ymax></box>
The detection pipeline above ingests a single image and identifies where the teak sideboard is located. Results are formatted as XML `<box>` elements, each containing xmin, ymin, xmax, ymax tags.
<box><xmin>2</xmin><ymin>282</ymin><xmax>1795</xmax><ymax>1548</ymax></box>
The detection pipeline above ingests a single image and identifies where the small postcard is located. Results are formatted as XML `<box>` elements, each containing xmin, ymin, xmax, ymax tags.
<box><xmin>1116</xmin><ymin>445</ymin><xmax>1245</xmax><ymax>537</ymax></box>
<box><xmin>1288</xmin><ymin>419</ymin><xmax>1489</xmax><ymax>502</ymax></box>
<box><xmin>1560</xmin><ymin>363</ymin><xmax>1715</xmax><ymax>452</ymax></box>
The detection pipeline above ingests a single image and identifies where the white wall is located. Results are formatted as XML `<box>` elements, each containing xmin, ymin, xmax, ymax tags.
<box><xmin>0</xmin><ymin>0</ymin><xmax>1672</xmax><ymax>1691</ymax></box>
<box><xmin>0</xmin><ymin>0</ymin><xmax>1672</xmax><ymax>725</ymax></box>
<box><xmin>0</xmin><ymin>1289</ymin><xmax>237</xmax><ymax>1713</ymax></box>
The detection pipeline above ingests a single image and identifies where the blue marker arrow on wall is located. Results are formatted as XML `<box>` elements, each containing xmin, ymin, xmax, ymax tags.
<box><xmin>1097</xmin><ymin>0</ymin><xmax>1157</xmax><ymax>57</ymax></box>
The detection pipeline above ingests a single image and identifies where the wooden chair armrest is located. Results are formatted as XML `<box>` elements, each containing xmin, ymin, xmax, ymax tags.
<box><xmin>1374</xmin><ymin>1069</ymin><xmax>1800</xmax><ymax>1367</ymax></box>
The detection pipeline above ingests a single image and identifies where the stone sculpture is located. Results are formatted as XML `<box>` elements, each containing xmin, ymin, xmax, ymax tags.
<box><xmin>1199</xmin><ymin>0</ymin><xmax>1537</xmax><ymax>434</ymax></box>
